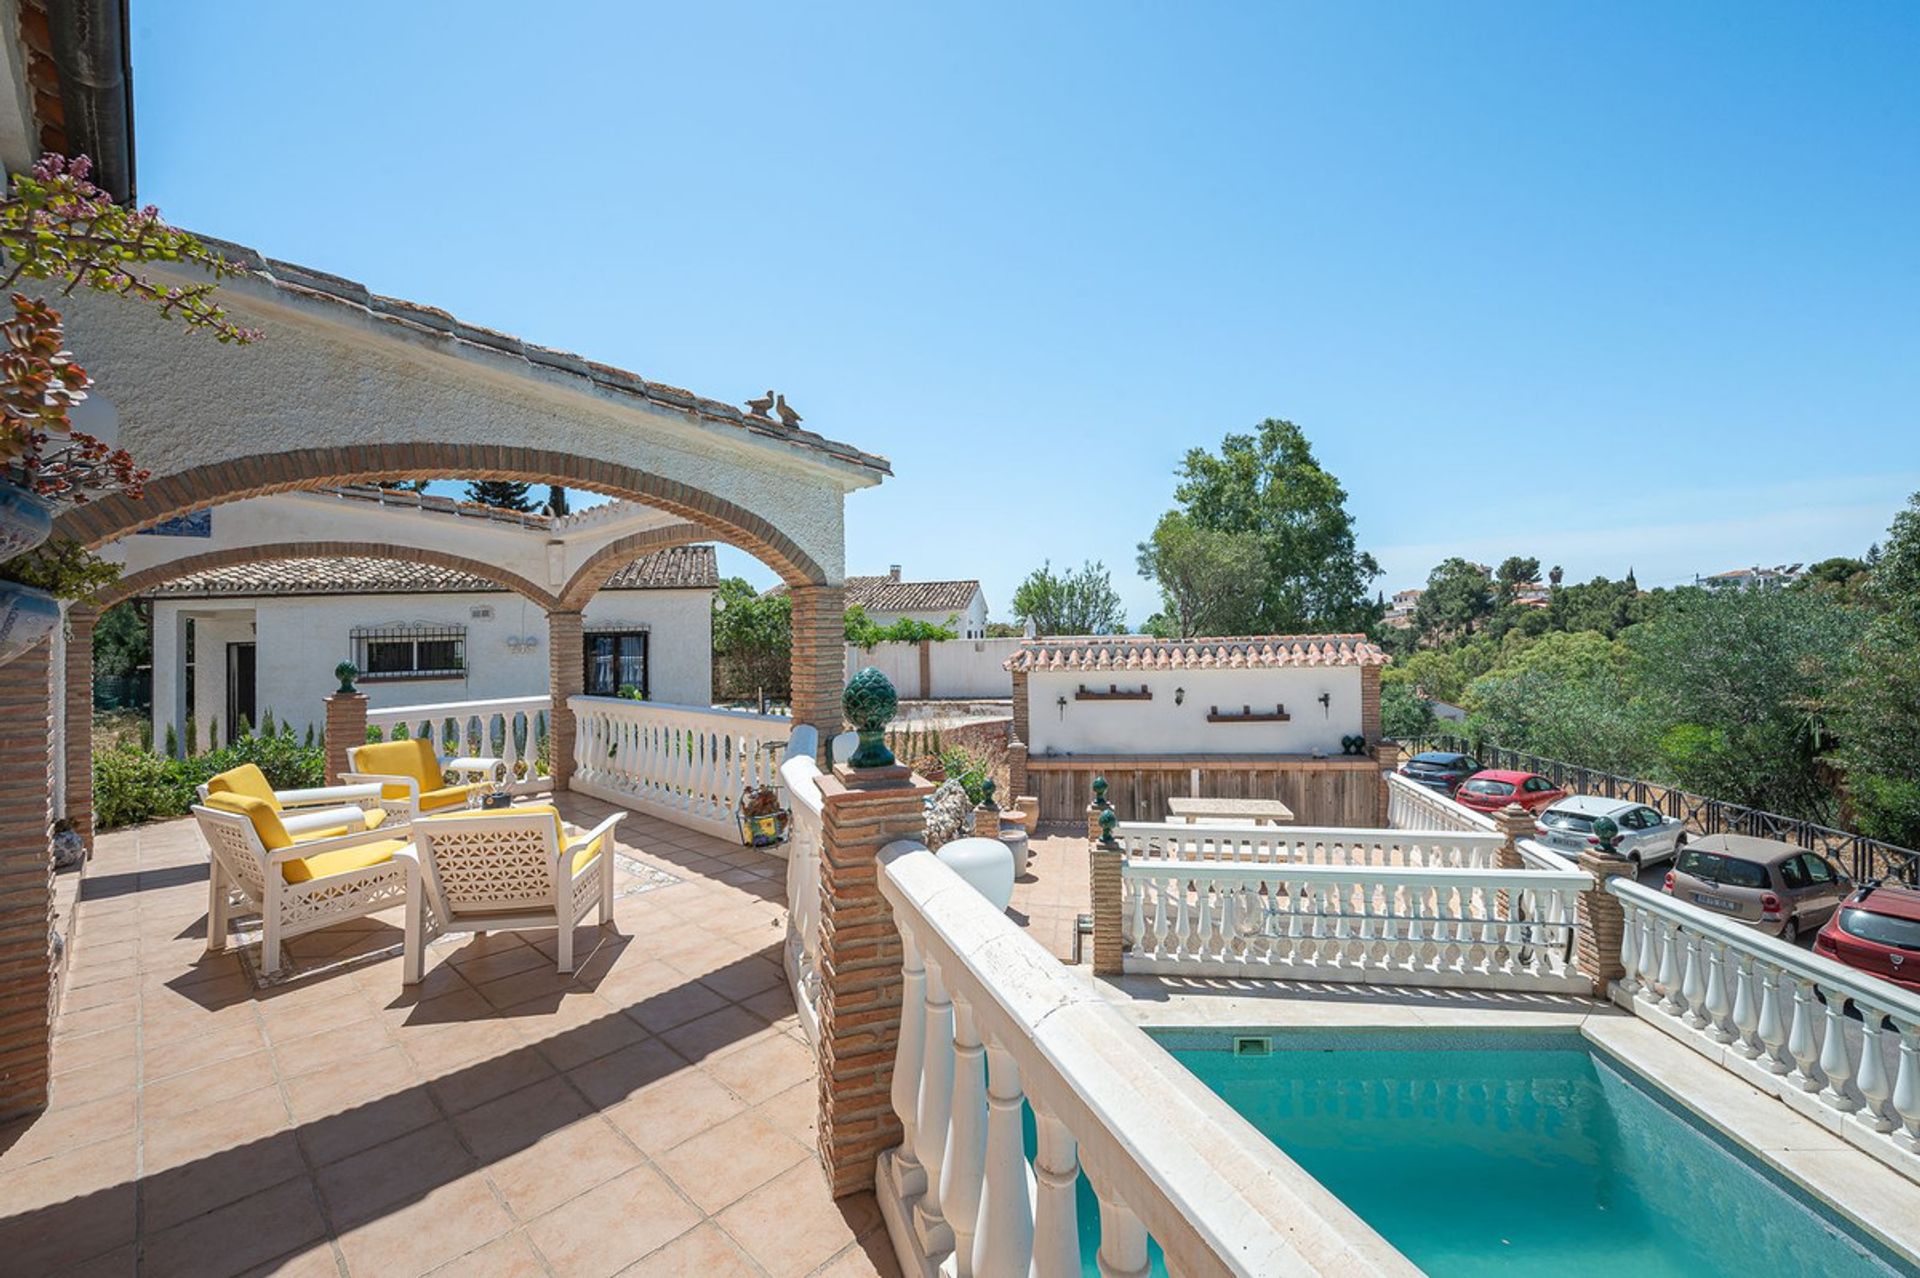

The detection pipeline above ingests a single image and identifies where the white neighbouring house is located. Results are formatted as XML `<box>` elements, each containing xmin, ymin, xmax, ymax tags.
<box><xmin>838</xmin><ymin>566</ymin><xmax>988</xmax><ymax>638</ymax></box>
<box><xmin>142</xmin><ymin>545</ymin><xmax>717</xmax><ymax>752</ymax></box>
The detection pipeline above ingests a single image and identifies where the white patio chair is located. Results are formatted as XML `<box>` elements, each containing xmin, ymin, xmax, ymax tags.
<box><xmin>342</xmin><ymin>738</ymin><xmax>493</xmax><ymax>819</ymax></box>
<box><xmin>404</xmin><ymin>806</ymin><xmax>623</xmax><ymax>982</ymax></box>
<box><xmin>197</xmin><ymin>760</ymin><xmax>403</xmax><ymax>837</ymax></box>
<box><xmin>193</xmin><ymin>794</ymin><xmax>419</xmax><ymax>976</ymax></box>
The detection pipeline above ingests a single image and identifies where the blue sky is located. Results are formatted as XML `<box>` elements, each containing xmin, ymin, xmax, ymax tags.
<box><xmin>130</xmin><ymin>3</ymin><xmax>1919</xmax><ymax>623</ymax></box>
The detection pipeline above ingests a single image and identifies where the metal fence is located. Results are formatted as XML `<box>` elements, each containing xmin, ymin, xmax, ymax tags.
<box><xmin>1404</xmin><ymin>734</ymin><xmax>1920</xmax><ymax>884</ymax></box>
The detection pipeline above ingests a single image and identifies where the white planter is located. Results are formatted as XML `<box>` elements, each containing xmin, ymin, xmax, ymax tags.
<box><xmin>0</xmin><ymin>583</ymin><xmax>60</xmax><ymax>666</ymax></box>
<box><xmin>934</xmin><ymin>836</ymin><xmax>1015</xmax><ymax>911</ymax></box>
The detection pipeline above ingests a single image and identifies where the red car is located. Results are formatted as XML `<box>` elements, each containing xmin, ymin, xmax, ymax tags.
<box><xmin>1455</xmin><ymin>769</ymin><xmax>1567</xmax><ymax>814</ymax></box>
<box><xmin>1814</xmin><ymin>882</ymin><xmax>1920</xmax><ymax>994</ymax></box>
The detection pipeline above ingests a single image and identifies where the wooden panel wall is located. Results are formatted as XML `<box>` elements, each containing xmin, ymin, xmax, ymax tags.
<box><xmin>1028</xmin><ymin>756</ymin><xmax>1380</xmax><ymax>827</ymax></box>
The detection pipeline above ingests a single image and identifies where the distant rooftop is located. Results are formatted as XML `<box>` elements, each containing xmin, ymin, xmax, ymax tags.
<box><xmin>142</xmin><ymin>545</ymin><xmax>718</xmax><ymax>599</ymax></box>
<box><xmin>1005</xmin><ymin>634</ymin><xmax>1390</xmax><ymax>673</ymax></box>
<box><xmin>771</xmin><ymin>568</ymin><xmax>982</xmax><ymax>614</ymax></box>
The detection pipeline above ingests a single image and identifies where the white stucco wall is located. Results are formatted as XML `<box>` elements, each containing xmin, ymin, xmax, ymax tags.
<box><xmin>1026</xmin><ymin>667</ymin><xmax>1365</xmax><ymax>757</ymax></box>
<box><xmin>845</xmin><ymin>638</ymin><xmax>1020</xmax><ymax>699</ymax></box>
<box><xmin>152</xmin><ymin>587</ymin><xmax>712</xmax><ymax>750</ymax></box>
<box><xmin>58</xmin><ymin>270</ymin><xmax>869</xmax><ymax>583</ymax></box>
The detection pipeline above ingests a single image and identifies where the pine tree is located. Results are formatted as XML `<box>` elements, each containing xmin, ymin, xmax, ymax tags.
<box><xmin>304</xmin><ymin>723</ymin><xmax>316</xmax><ymax>748</ymax></box>
<box><xmin>545</xmin><ymin>485</ymin><xmax>570</xmax><ymax>517</ymax></box>
<box><xmin>260</xmin><ymin>708</ymin><xmax>276</xmax><ymax>737</ymax></box>
<box><xmin>465</xmin><ymin>480</ymin><xmax>537</xmax><ymax>512</ymax></box>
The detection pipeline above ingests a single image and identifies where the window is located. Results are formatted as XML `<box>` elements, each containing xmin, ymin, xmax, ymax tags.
<box><xmin>1464</xmin><ymin>779</ymin><xmax>1514</xmax><ymax>797</ymax></box>
<box><xmin>351</xmin><ymin>624</ymin><xmax>467</xmax><ymax>680</ymax></box>
<box><xmin>1637</xmin><ymin>808</ymin><xmax>1665</xmax><ymax>828</ymax></box>
<box><xmin>1523</xmin><ymin>777</ymin><xmax>1550</xmax><ymax>793</ymax></box>
<box><xmin>1779</xmin><ymin>857</ymin><xmax>1809</xmax><ymax>890</ymax></box>
<box><xmin>1837</xmin><ymin>908</ymin><xmax>1920</xmax><ymax>951</ymax></box>
<box><xmin>1676</xmin><ymin>849</ymin><xmax>1769</xmax><ymax>889</ymax></box>
<box><xmin>585</xmin><ymin>630</ymin><xmax>649</xmax><ymax>698</ymax></box>
<box><xmin>1803</xmin><ymin>856</ymin><xmax>1837</xmax><ymax>885</ymax></box>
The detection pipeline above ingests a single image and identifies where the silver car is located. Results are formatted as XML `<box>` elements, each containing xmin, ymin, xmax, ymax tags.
<box><xmin>1534</xmin><ymin>796</ymin><xmax>1688</xmax><ymax>866</ymax></box>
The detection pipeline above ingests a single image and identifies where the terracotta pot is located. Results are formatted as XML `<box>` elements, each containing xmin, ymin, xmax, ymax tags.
<box><xmin>0</xmin><ymin>583</ymin><xmax>60</xmax><ymax>666</ymax></box>
<box><xmin>0</xmin><ymin>483</ymin><xmax>53</xmax><ymax>561</ymax></box>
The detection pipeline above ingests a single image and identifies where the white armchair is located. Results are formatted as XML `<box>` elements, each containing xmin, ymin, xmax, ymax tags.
<box><xmin>405</xmin><ymin>806</ymin><xmax>623</xmax><ymax>982</ymax></box>
<box><xmin>198</xmin><ymin>761</ymin><xmax>402</xmax><ymax>836</ymax></box>
<box><xmin>193</xmin><ymin>795</ymin><xmax>418</xmax><ymax>976</ymax></box>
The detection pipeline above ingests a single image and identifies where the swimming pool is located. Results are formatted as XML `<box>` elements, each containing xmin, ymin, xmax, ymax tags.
<box><xmin>1154</xmin><ymin>1027</ymin><xmax>1908</xmax><ymax>1277</ymax></box>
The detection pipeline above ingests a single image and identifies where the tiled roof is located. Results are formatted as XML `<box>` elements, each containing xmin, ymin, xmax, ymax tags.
<box><xmin>144</xmin><ymin>545</ymin><xmax>718</xmax><ymax>599</ymax></box>
<box><xmin>1004</xmin><ymin>634</ymin><xmax>1390</xmax><ymax>673</ymax></box>
<box><xmin>767</xmin><ymin>574</ymin><xmax>981</xmax><ymax>613</ymax></box>
<box><xmin>194</xmin><ymin>238</ymin><xmax>892</xmax><ymax>478</ymax></box>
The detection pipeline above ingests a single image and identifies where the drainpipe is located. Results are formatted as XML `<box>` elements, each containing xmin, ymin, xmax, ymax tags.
<box><xmin>47</xmin><ymin>0</ymin><xmax>136</xmax><ymax>203</ymax></box>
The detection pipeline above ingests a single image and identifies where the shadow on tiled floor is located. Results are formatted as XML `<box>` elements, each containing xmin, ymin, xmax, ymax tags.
<box><xmin>0</xmin><ymin>795</ymin><xmax>904</xmax><ymax>1278</ymax></box>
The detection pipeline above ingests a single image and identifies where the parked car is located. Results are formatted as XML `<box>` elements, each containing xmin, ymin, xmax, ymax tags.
<box><xmin>1455</xmin><ymin>770</ymin><xmax>1566</xmax><ymax>814</ymax></box>
<box><xmin>1664</xmin><ymin>834</ymin><xmax>1852</xmax><ymax>943</ymax></box>
<box><xmin>1534</xmin><ymin>796</ymin><xmax>1688</xmax><ymax>865</ymax></box>
<box><xmin>1813</xmin><ymin>882</ymin><xmax>1920</xmax><ymax>994</ymax></box>
<box><xmin>1399</xmin><ymin>751</ymin><xmax>1482</xmax><ymax>794</ymax></box>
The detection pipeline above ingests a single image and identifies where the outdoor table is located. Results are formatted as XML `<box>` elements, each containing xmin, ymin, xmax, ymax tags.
<box><xmin>444</xmin><ymin>755</ymin><xmax>508</xmax><ymax>787</ymax></box>
<box><xmin>1165</xmin><ymin>796</ymin><xmax>1296</xmax><ymax>826</ymax></box>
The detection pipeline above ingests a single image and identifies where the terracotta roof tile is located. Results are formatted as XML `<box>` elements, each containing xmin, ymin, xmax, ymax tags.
<box><xmin>768</xmin><ymin>574</ymin><xmax>981</xmax><ymax>614</ymax></box>
<box><xmin>143</xmin><ymin>546</ymin><xmax>717</xmax><ymax>599</ymax></box>
<box><xmin>1003</xmin><ymin>634</ymin><xmax>1390</xmax><ymax>673</ymax></box>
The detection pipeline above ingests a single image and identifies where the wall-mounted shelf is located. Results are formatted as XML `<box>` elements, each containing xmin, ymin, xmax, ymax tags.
<box><xmin>1208</xmin><ymin>704</ymin><xmax>1290</xmax><ymax>723</ymax></box>
<box><xmin>1076</xmin><ymin>683</ymin><xmax>1152</xmax><ymax>701</ymax></box>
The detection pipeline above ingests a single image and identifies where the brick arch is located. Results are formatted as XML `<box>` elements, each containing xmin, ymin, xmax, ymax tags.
<box><xmin>53</xmin><ymin>443</ymin><xmax>832</xmax><ymax>589</ymax></box>
<box><xmin>557</xmin><ymin>521</ymin><xmax>710</xmax><ymax>611</ymax></box>
<box><xmin>98</xmin><ymin>542</ymin><xmax>560</xmax><ymax>610</ymax></box>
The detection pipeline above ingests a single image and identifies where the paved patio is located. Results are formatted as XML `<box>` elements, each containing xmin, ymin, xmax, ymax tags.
<box><xmin>0</xmin><ymin>795</ymin><xmax>911</xmax><ymax>1278</ymax></box>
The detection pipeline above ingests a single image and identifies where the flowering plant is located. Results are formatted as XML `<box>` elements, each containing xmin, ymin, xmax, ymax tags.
<box><xmin>0</xmin><ymin>154</ymin><xmax>257</xmax><ymax>502</ymax></box>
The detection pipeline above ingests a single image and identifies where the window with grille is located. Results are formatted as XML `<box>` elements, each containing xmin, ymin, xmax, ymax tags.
<box><xmin>350</xmin><ymin>623</ymin><xmax>467</xmax><ymax>680</ymax></box>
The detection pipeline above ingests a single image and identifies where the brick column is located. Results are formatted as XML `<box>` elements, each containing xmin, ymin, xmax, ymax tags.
<box><xmin>1360</xmin><ymin>665</ymin><xmax>1382</xmax><ymax>744</ymax></box>
<box><xmin>63</xmin><ymin>605</ymin><xmax>98</xmax><ymax>853</ymax></box>
<box><xmin>0</xmin><ymin>639</ymin><xmax>56</xmax><ymax>1120</ymax></box>
<box><xmin>790</xmin><ymin>584</ymin><xmax>847</xmax><ymax>762</ymax></box>
<box><xmin>1372</xmin><ymin>740</ymin><xmax>1401</xmax><ymax>828</ymax></box>
<box><xmin>324</xmin><ymin>692</ymin><xmax>367</xmax><ymax>785</ymax></box>
<box><xmin>1007</xmin><ymin>740</ymin><xmax>1029</xmax><ymax>803</ymax></box>
<box><xmin>1575</xmin><ymin>850</ymin><xmax>1631</xmax><ymax>997</ymax></box>
<box><xmin>1090</xmin><ymin>816</ymin><xmax>1123</xmax><ymax>976</ymax></box>
<box><xmin>815</xmin><ymin>761</ymin><xmax>934</xmax><ymax>1197</ymax></box>
<box><xmin>1492</xmin><ymin>803</ymin><xmax>1532</xmax><ymax>919</ymax></box>
<box><xmin>916</xmin><ymin>640</ymin><xmax>932</xmax><ymax>701</ymax></box>
<box><xmin>547</xmin><ymin>609</ymin><xmax>583</xmax><ymax>789</ymax></box>
<box><xmin>1010</xmin><ymin>669</ymin><xmax>1029</xmax><ymax>745</ymax></box>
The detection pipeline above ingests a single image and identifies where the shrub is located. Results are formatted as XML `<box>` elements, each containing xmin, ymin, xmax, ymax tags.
<box><xmin>93</xmin><ymin>744</ymin><xmax>187</xmax><ymax>829</ymax></box>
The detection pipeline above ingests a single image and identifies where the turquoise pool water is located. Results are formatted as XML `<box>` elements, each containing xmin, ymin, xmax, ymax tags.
<box><xmin>1157</xmin><ymin>1028</ymin><xmax>1908</xmax><ymax>1277</ymax></box>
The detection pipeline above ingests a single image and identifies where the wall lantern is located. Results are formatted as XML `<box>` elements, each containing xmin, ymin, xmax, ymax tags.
<box><xmin>1318</xmin><ymin>691</ymin><xmax>1332</xmax><ymax>716</ymax></box>
<box><xmin>1174</xmin><ymin>687</ymin><xmax>1186</xmax><ymax>706</ymax></box>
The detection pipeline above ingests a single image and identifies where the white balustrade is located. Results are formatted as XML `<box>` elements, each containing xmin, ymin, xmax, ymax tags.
<box><xmin>1385</xmin><ymin>770</ymin><xmax>1499</xmax><ymax>834</ymax></box>
<box><xmin>367</xmin><ymin>694</ymin><xmax>551</xmax><ymax>791</ymax></box>
<box><xmin>1110</xmin><ymin>820</ymin><xmax>1507</xmax><ymax>870</ymax></box>
<box><xmin>1119</xmin><ymin>859</ymin><xmax>1590</xmax><ymax>991</ymax></box>
<box><xmin>1611</xmin><ymin>878</ymin><xmax>1920</xmax><ymax>1184</ymax></box>
<box><xmin>876</xmin><ymin>839</ymin><xmax>1418</xmax><ymax>1278</ymax></box>
<box><xmin>568</xmin><ymin>696</ymin><xmax>791</xmax><ymax>840</ymax></box>
<box><xmin>779</xmin><ymin>745</ymin><xmax>827</xmax><ymax>1046</ymax></box>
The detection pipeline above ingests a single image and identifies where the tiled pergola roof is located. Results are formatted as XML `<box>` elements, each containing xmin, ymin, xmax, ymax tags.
<box><xmin>1005</xmin><ymin>634</ymin><xmax>1390</xmax><ymax>673</ymax></box>
<box><xmin>143</xmin><ymin>545</ymin><xmax>718</xmax><ymax>599</ymax></box>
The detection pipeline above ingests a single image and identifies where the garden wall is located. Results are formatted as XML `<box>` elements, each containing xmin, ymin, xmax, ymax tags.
<box><xmin>1026</xmin><ymin>753</ymin><xmax>1381</xmax><ymax>825</ymax></box>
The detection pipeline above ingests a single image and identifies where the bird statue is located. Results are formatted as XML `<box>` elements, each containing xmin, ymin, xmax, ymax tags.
<box><xmin>745</xmin><ymin>390</ymin><xmax>776</xmax><ymax>418</ymax></box>
<box><xmin>775</xmin><ymin>394</ymin><xmax>803</xmax><ymax>428</ymax></box>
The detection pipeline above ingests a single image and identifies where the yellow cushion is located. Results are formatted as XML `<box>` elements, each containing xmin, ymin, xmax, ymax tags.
<box><xmin>362</xmin><ymin>808</ymin><xmax>389</xmax><ymax>831</ymax></box>
<box><xmin>354</xmin><ymin>738</ymin><xmax>441</xmax><ymax>791</ymax></box>
<box><xmin>419</xmin><ymin>785</ymin><xmax>478</xmax><ymax>812</ymax></box>
<box><xmin>202</xmin><ymin>791</ymin><xmax>293</xmax><ymax>851</ymax></box>
<box><xmin>571</xmin><ymin>835</ymin><xmax>607</xmax><ymax>878</ymax></box>
<box><xmin>292</xmin><ymin>823</ymin><xmax>353</xmax><ymax>843</ymax></box>
<box><xmin>206</xmin><ymin>763</ymin><xmax>280</xmax><ymax>810</ymax></box>
<box><xmin>281</xmin><ymin>837</ymin><xmax>406</xmax><ymax>884</ymax></box>
<box><xmin>423</xmin><ymin>803</ymin><xmax>597</xmax><ymax>871</ymax></box>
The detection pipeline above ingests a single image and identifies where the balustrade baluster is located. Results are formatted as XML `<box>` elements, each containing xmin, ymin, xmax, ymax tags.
<box><xmin>1129</xmin><ymin>875</ymin><xmax>1146</xmax><ymax>949</ymax></box>
<box><xmin>890</xmin><ymin>930</ymin><xmax>928</xmax><ymax>1196</ymax></box>
<box><xmin>1854</xmin><ymin>1015</ymin><xmax>1895</xmax><ymax>1134</ymax></box>
<box><xmin>973</xmin><ymin>1044</ymin><xmax>1034</xmax><ymax>1276</ymax></box>
<box><xmin>1817</xmin><ymin>986</ymin><xmax>1859</xmax><ymax>1112</ymax></box>
<box><xmin>1150</xmin><ymin>876</ymin><xmax>1168</xmax><ymax>959</ymax></box>
<box><xmin>1702</xmin><ymin>938</ymin><xmax>1733</xmax><ymax>1041</ymax></box>
<box><xmin>1635</xmin><ymin>910</ymin><xmax>1660</xmax><ymax>1000</ymax></box>
<box><xmin>1195</xmin><ymin>876</ymin><xmax>1215</xmax><ymax>961</ymax></box>
<box><xmin>1786</xmin><ymin>979</ymin><xmax>1822</xmax><ymax>1092</ymax></box>
<box><xmin>1655</xmin><ymin>921</ymin><xmax>1681</xmax><ymax>1011</ymax></box>
<box><xmin>942</xmin><ymin>995</ymin><xmax>989</xmax><ymax>1278</ymax></box>
<box><xmin>1030</xmin><ymin>1110</ymin><xmax>1082</xmax><ymax>1278</ymax></box>
<box><xmin>1675</xmin><ymin>930</ymin><xmax>1704</xmax><ymax>1024</ymax></box>
<box><xmin>1093</xmin><ymin>1191</ymin><xmax>1150</xmax><ymax>1278</ymax></box>
<box><xmin>1893</xmin><ymin>1022</ymin><xmax>1920</xmax><ymax>1152</ymax></box>
<box><xmin>912</xmin><ymin>958</ymin><xmax>956</xmax><ymax>1254</ymax></box>
<box><xmin>1730</xmin><ymin>953</ymin><xmax>1761</xmax><ymax>1058</ymax></box>
<box><xmin>1757</xmin><ymin>965</ymin><xmax>1790</xmax><ymax>1075</ymax></box>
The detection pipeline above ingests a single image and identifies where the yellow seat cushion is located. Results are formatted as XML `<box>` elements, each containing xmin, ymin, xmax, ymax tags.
<box><xmin>206</xmin><ymin>763</ymin><xmax>280</xmax><ymax>810</ymax></box>
<box><xmin>419</xmin><ymin>785</ymin><xmax>478</xmax><ymax>812</ymax></box>
<box><xmin>362</xmin><ymin>808</ymin><xmax>390</xmax><ymax>831</ymax></box>
<box><xmin>202</xmin><ymin>791</ymin><xmax>293</xmax><ymax>851</ymax></box>
<box><xmin>354</xmin><ymin>739</ymin><xmax>442</xmax><ymax>791</ymax></box>
<box><xmin>291</xmin><ymin>823</ymin><xmax>353</xmax><ymax>843</ymax></box>
<box><xmin>281</xmin><ymin>837</ymin><xmax>406</xmax><ymax>884</ymax></box>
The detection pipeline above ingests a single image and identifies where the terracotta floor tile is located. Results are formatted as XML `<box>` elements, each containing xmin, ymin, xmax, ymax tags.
<box><xmin>717</xmin><ymin>1162</ymin><xmax>882</xmax><ymax>1278</ymax></box>
<box><xmin>601</xmin><ymin>1064</ymin><xmax>748</xmax><ymax>1154</ymax></box>
<box><xmin>522</xmin><ymin>1163</ymin><xmax>703</xmax><ymax>1278</ymax></box>
<box><xmin>46</xmin><ymin>1240</ymin><xmax>138</xmax><ymax>1277</ymax></box>
<box><xmin>658</xmin><ymin>1005</ymin><xmax>768</xmax><ymax>1064</ymax></box>
<box><xmin>49</xmin><ymin>1051</ymin><xmax>138</xmax><ymax>1107</ymax></box>
<box><xmin>617</xmin><ymin>1221</ymin><xmax>761</xmax><ymax>1277</ymax></box>
<box><xmin>0</xmin><ymin>1088</ymin><xmax>138</xmax><ymax>1167</ymax></box>
<box><xmin>811</xmin><ymin>1236</ymin><xmax>904</xmax><ymax>1278</ymax></box>
<box><xmin>335</xmin><ymin>1172</ymin><xmax>515</xmax><ymax>1278</ymax></box>
<box><xmin>520</xmin><ymin>996</ymin><xmax>652</xmax><ymax>1074</ymax></box>
<box><xmin>141</xmin><ymin>1018</ymin><xmax>268</xmax><ymax>1083</ymax></box>
<box><xmin>653</xmin><ymin>1110</ymin><xmax>810</xmax><ymax>1215</ymax></box>
<box><xmin>273</xmin><ymin>1017</ymin><xmax>397</xmax><ymax>1080</ymax></box>
<box><xmin>0</xmin><ymin>1182</ymin><xmax>138</xmax><ymax>1276</ymax></box>
<box><xmin>485</xmin><ymin>1115</ymin><xmax>643</xmax><ymax>1220</ymax></box>
<box><xmin>624</xmin><ymin>980</ymin><xmax>730</xmax><ymax>1034</ymax></box>
<box><xmin>317</xmin><ymin>1122</ymin><xmax>477</xmax><ymax>1229</ymax></box>
<box><xmin>423</xmin><ymin>1228</ymin><xmax>547</xmax><ymax>1277</ymax></box>
<box><xmin>565</xmin><ymin>1037</ymin><xmax>686</xmax><ymax>1110</ymax></box>
<box><xmin>453</xmin><ymin>1076</ymin><xmax>592</xmax><ymax>1165</ymax></box>
<box><xmin>141</xmin><ymin>1050</ymin><xmax>275</xmax><ymax>1120</ymax></box>
<box><xmin>300</xmin><ymin>1085</ymin><xmax>446</xmax><ymax>1168</ymax></box>
<box><xmin>143</xmin><ymin>1084</ymin><xmax>291</xmax><ymax>1169</ymax></box>
<box><xmin>141</xmin><ymin>1125</ymin><xmax>309</xmax><ymax>1232</ymax></box>
<box><xmin>705</xmin><ymin>1029</ymin><xmax>815</xmax><ymax>1106</ymax></box>
<box><xmin>753</xmin><ymin>1078</ymin><xmax>820</xmax><ymax>1146</ymax></box>
<box><xmin>143</xmin><ymin>1178</ymin><xmax>328</xmax><ymax>1278</ymax></box>
<box><xmin>428</xmin><ymin>1043</ymin><xmax>557</xmax><ymax>1116</ymax></box>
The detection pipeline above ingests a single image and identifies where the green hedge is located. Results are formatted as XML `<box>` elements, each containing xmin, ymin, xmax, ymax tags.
<box><xmin>95</xmin><ymin>730</ymin><xmax>328</xmax><ymax>831</ymax></box>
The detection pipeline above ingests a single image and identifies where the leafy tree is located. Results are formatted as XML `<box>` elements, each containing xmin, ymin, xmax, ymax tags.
<box><xmin>465</xmin><ymin>480</ymin><xmax>537</xmax><ymax>512</ymax></box>
<box><xmin>1412</xmin><ymin>558</ymin><xmax>1494</xmax><ymax>642</ymax></box>
<box><xmin>93</xmin><ymin>601</ymin><xmax>150</xmax><ymax>680</ymax></box>
<box><xmin>1548</xmin><ymin>565</ymin><xmax>1564</xmax><ymax>587</ymax></box>
<box><xmin>1380</xmin><ymin>683</ymin><xmax>1437</xmax><ymax>742</ymax></box>
<box><xmin>845</xmin><ymin>605</ymin><xmax>957</xmax><ymax>646</ymax></box>
<box><xmin>1135</xmin><ymin>514</ymin><xmax>1272</xmax><ymax>638</ymax></box>
<box><xmin>1494</xmin><ymin>556</ymin><xmax>1541</xmax><ymax>603</ymax></box>
<box><xmin>1794</xmin><ymin>556</ymin><xmax>1870</xmax><ymax>601</ymax></box>
<box><xmin>1011</xmin><ymin>560</ymin><xmax>1126</xmax><ymax>636</ymax></box>
<box><xmin>1159</xmin><ymin>419</ymin><xmax>1380</xmax><ymax>632</ymax></box>
<box><xmin>711</xmin><ymin>577</ymin><xmax>791</xmax><ymax>703</ymax></box>
<box><xmin>1826</xmin><ymin>493</ymin><xmax>1920</xmax><ymax>845</ymax></box>
<box><xmin>1545</xmin><ymin>575</ymin><xmax>1661</xmax><ymax>638</ymax></box>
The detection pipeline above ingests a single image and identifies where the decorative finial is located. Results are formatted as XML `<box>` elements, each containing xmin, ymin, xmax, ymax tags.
<box><xmin>842</xmin><ymin>667</ymin><xmax>898</xmax><ymax>768</ymax></box>
<box><xmin>334</xmin><ymin>661</ymin><xmax>359</xmax><ymax>694</ymax></box>
<box><xmin>1098</xmin><ymin>807</ymin><xmax>1118</xmax><ymax>847</ymax></box>
<box><xmin>1590</xmin><ymin>815</ymin><xmax>1620</xmax><ymax>858</ymax></box>
<box><xmin>1091</xmin><ymin>775</ymin><xmax>1109</xmax><ymax>810</ymax></box>
<box><xmin>979</xmin><ymin>777</ymin><xmax>998</xmax><ymax>810</ymax></box>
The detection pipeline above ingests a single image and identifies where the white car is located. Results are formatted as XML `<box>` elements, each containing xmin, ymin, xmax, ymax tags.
<box><xmin>1534</xmin><ymin>796</ymin><xmax>1689</xmax><ymax>866</ymax></box>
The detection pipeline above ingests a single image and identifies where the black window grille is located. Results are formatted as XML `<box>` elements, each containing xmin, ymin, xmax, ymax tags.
<box><xmin>350</xmin><ymin>623</ymin><xmax>467</xmax><ymax>680</ymax></box>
